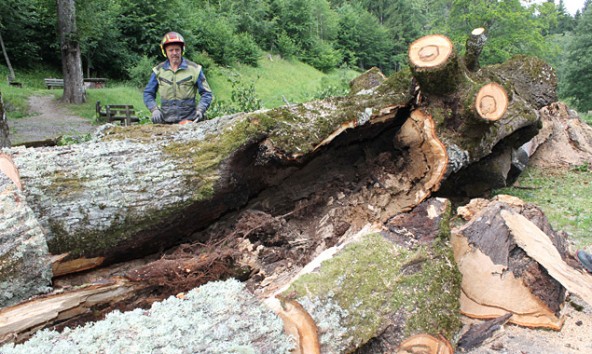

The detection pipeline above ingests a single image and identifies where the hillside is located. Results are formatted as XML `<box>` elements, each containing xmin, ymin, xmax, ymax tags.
<box><xmin>0</xmin><ymin>56</ymin><xmax>360</xmax><ymax>122</ymax></box>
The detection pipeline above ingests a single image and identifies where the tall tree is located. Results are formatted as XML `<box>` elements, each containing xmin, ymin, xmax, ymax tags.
<box><xmin>0</xmin><ymin>32</ymin><xmax>15</xmax><ymax>81</ymax></box>
<box><xmin>56</xmin><ymin>0</ymin><xmax>85</xmax><ymax>104</ymax></box>
<box><xmin>335</xmin><ymin>3</ymin><xmax>393</xmax><ymax>71</ymax></box>
<box><xmin>447</xmin><ymin>0</ymin><xmax>546</xmax><ymax>65</ymax></box>
<box><xmin>560</xmin><ymin>6</ymin><xmax>592</xmax><ymax>111</ymax></box>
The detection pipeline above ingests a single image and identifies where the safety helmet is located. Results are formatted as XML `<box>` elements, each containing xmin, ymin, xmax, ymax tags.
<box><xmin>160</xmin><ymin>32</ymin><xmax>185</xmax><ymax>57</ymax></box>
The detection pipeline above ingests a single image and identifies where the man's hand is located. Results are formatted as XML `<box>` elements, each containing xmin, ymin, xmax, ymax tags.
<box><xmin>193</xmin><ymin>109</ymin><xmax>204</xmax><ymax>123</ymax></box>
<box><xmin>151</xmin><ymin>109</ymin><xmax>164</xmax><ymax>124</ymax></box>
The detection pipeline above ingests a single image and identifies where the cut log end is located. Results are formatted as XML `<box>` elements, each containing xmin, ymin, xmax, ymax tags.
<box><xmin>408</xmin><ymin>34</ymin><xmax>454</xmax><ymax>69</ymax></box>
<box><xmin>471</xmin><ymin>27</ymin><xmax>486</xmax><ymax>36</ymax></box>
<box><xmin>397</xmin><ymin>333</ymin><xmax>454</xmax><ymax>354</ymax></box>
<box><xmin>475</xmin><ymin>83</ymin><xmax>508</xmax><ymax>121</ymax></box>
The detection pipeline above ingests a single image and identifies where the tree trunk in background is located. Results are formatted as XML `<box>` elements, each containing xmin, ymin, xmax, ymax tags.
<box><xmin>56</xmin><ymin>0</ymin><xmax>86</xmax><ymax>104</ymax></box>
<box><xmin>0</xmin><ymin>32</ymin><xmax>16</xmax><ymax>81</ymax></box>
<box><xmin>0</xmin><ymin>91</ymin><xmax>10</xmax><ymax>148</ymax></box>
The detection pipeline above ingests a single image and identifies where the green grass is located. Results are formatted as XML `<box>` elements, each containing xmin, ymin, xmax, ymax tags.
<box><xmin>1</xmin><ymin>55</ymin><xmax>359</xmax><ymax>122</ymax></box>
<box><xmin>494</xmin><ymin>166</ymin><xmax>592</xmax><ymax>248</ymax></box>
<box><xmin>208</xmin><ymin>54</ymin><xmax>360</xmax><ymax>108</ymax></box>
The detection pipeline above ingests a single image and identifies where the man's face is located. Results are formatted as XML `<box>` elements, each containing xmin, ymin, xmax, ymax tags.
<box><xmin>165</xmin><ymin>44</ymin><xmax>183</xmax><ymax>66</ymax></box>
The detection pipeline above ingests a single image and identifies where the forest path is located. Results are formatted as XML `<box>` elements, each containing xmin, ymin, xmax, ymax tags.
<box><xmin>8</xmin><ymin>95</ymin><xmax>96</xmax><ymax>146</ymax></box>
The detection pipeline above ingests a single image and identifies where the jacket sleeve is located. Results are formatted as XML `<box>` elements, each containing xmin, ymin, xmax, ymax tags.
<box><xmin>143</xmin><ymin>73</ymin><xmax>159</xmax><ymax>112</ymax></box>
<box><xmin>196</xmin><ymin>69</ymin><xmax>213</xmax><ymax>113</ymax></box>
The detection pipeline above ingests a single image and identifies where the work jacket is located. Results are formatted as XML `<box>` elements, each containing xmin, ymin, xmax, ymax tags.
<box><xmin>143</xmin><ymin>58</ymin><xmax>213</xmax><ymax>123</ymax></box>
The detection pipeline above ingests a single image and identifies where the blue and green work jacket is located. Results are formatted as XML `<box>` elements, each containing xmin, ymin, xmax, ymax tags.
<box><xmin>143</xmin><ymin>58</ymin><xmax>213</xmax><ymax>123</ymax></box>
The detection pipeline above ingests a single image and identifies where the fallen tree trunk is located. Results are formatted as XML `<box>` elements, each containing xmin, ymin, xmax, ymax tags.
<box><xmin>3</xmin><ymin>40</ymin><xmax>554</xmax><ymax>267</ymax></box>
<box><xmin>0</xmin><ymin>30</ymin><xmax>566</xmax><ymax>351</ymax></box>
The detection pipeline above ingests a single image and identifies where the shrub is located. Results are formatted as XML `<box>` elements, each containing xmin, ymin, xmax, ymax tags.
<box><xmin>126</xmin><ymin>55</ymin><xmax>157</xmax><ymax>88</ymax></box>
<box><xmin>304</xmin><ymin>40</ymin><xmax>343</xmax><ymax>73</ymax></box>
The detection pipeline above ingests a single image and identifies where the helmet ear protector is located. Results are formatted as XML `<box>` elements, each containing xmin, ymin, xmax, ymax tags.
<box><xmin>160</xmin><ymin>32</ymin><xmax>185</xmax><ymax>57</ymax></box>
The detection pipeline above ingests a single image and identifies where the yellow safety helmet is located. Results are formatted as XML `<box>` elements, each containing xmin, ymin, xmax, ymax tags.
<box><xmin>160</xmin><ymin>31</ymin><xmax>185</xmax><ymax>57</ymax></box>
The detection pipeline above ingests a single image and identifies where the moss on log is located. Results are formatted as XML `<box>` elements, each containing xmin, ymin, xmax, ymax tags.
<box><xmin>269</xmin><ymin>198</ymin><xmax>462</xmax><ymax>353</ymax></box>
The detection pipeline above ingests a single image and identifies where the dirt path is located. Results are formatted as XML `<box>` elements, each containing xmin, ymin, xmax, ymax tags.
<box><xmin>8</xmin><ymin>95</ymin><xmax>96</xmax><ymax>146</ymax></box>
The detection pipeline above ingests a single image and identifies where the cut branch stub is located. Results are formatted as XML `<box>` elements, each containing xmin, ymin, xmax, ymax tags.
<box><xmin>408</xmin><ymin>34</ymin><xmax>460</xmax><ymax>95</ymax></box>
<box><xmin>475</xmin><ymin>82</ymin><xmax>508</xmax><ymax>122</ymax></box>
<box><xmin>465</xmin><ymin>27</ymin><xmax>487</xmax><ymax>72</ymax></box>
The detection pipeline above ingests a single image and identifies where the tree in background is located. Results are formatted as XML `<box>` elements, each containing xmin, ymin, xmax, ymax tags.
<box><xmin>56</xmin><ymin>0</ymin><xmax>85</xmax><ymax>104</ymax></box>
<box><xmin>561</xmin><ymin>6</ymin><xmax>592</xmax><ymax>112</ymax></box>
<box><xmin>0</xmin><ymin>0</ymin><xmax>51</xmax><ymax>67</ymax></box>
<box><xmin>447</xmin><ymin>0</ymin><xmax>546</xmax><ymax>65</ymax></box>
<box><xmin>76</xmin><ymin>0</ymin><xmax>126</xmax><ymax>78</ymax></box>
<box><xmin>335</xmin><ymin>3</ymin><xmax>392</xmax><ymax>71</ymax></box>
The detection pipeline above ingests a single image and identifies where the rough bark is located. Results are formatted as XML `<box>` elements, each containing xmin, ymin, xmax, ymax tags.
<box><xmin>0</xmin><ymin>32</ymin><xmax>569</xmax><ymax>351</ymax></box>
<box><xmin>0</xmin><ymin>155</ymin><xmax>52</xmax><ymax>308</ymax></box>
<box><xmin>465</xmin><ymin>28</ymin><xmax>487</xmax><ymax>72</ymax></box>
<box><xmin>56</xmin><ymin>0</ymin><xmax>86</xmax><ymax>104</ymax></box>
<box><xmin>264</xmin><ymin>198</ymin><xmax>461</xmax><ymax>353</ymax></box>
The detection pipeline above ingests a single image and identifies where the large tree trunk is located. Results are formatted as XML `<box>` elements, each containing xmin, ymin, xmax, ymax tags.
<box><xmin>56</xmin><ymin>0</ymin><xmax>86</xmax><ymax>104</ymax></box>
<box><xmin>0</xmin><ymin>32</ymin><xmax>571</xmax><ymax>351</ymax></box>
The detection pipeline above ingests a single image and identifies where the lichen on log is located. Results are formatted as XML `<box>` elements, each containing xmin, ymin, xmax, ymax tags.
<box><xmin>0</xmin><ymin>171</ymin><xmax>52</xmax><ymax>308</ymax></box>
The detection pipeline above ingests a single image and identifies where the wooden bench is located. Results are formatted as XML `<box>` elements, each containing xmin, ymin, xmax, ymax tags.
<box><xmin>8</xmin><ymin>77</ymin><xmax>22</xmax><ymax>88</ymax></box>
<box><xmin>96</xmin><ymin>101</ymin><xmax>139</xmax><ymax>126</ymax></box>
<box><xmin>44</xmin><ymin>78</ymin><xmax>64</xmax><ymax>89</ymax></box>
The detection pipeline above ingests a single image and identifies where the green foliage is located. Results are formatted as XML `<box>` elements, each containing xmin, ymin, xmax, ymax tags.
<box><xmin>560</xmin><ymin>6</ymin><xmax>592</xmax><ymax>112</ymax></box>
<box><xmin>302</xmin><ymin>39</ymin><xmax>342</xmax><ymax>72</ymax></box>
<box><xmin>312</xmin><ymin>69</ymin><xmax>352</xmax><ymax>99</ymax></box>
<box><xmin>229</xmin><ymin>32</ymin><xmax>262</xmax><ymax>67</ymax></box>
<box><xmin>447</xmin><ymin>0</ymin><xmax>547</xmax><ymax>65</ymax></box>
<box><xmin>335</xmin><ymin>3</ymin><xmax>393</xmax><ymax>71</ymax></box>
<box><xmin>275</xmin><ymin>31</ymin><xmax>300</xmax><ymax>59</ymax></box>
<box><xmin>208</xmin><ymin>72</ymin><xmax>262</xmax><ymax>118</ymax></box>
<box><xmin>125</xmin><ymin>55</ymin><xmax>156</xmax><ymax>89</ymax></box>
<box><xmin>58</xmin><ymin>133</ymin><xmax>92</xmax><ymax>146</ymax></box>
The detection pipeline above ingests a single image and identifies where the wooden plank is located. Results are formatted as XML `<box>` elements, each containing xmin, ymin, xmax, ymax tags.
<box><xmin>501</xmin><ymin>210</ymin><xmax>592</xmax><ymax>306</ymax></box>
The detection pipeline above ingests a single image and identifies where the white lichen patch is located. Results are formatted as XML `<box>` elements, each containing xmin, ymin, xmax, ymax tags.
<box><xmin>0</xmin><ymin>279</ymin><xmax>294</xmax><ymax>354</ymax></box>
<box><xmin>0</xmin><ymin>180</ymin><xmax>52</xmax><ymax>307</ymax></box>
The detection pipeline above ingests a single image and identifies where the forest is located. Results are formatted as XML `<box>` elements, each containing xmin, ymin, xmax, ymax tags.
<box><xmin>0</xmin><ymin>0</ymin><xmax>591</xmax><ymax>112</ymax></box>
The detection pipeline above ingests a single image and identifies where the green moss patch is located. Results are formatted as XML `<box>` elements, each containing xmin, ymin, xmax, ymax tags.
<box><xmin>284</xmin><ymin>233</ymin><xmax>462</xmax><ymax>350</ymax></box>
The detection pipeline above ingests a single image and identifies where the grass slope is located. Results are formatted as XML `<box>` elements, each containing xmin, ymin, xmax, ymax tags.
<box><xmin>0</xmin><ymin>55</ymin><xmax>359</xmax><ymax>121</ymax></box>
<box><xmin>494</xmin><ymin>166</ymin><xmax>592</xmax><ymax>248</ymax></box>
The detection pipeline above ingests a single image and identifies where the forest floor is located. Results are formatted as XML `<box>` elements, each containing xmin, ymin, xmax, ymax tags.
<box><xmin>8</xmin><ymin>95</ymin><xmax>96</xmax><ymax>146</ymax></box>
<box><xmin>6</xmin><ymin>94</ymin><xmax>592</xmax><ymax>353</ymax></box>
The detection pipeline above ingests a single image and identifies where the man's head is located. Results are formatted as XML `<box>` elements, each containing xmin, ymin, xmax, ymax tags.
<box><xmin>160</xmin><ymin>31</ymin><xmax>185</xmax><ymax>58</ymax></box>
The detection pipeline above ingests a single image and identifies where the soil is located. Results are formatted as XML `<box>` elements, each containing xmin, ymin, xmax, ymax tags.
<box><xmin>8</xmin><ymin>95</ymin><xmax>97</xmax><ymax>146</ymax></box>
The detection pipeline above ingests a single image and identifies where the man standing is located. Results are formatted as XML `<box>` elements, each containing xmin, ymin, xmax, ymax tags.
<box><xmin>143</xmin><ymin>32</ymin><xmax>213</xmax><ymax>124</ymax></box>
